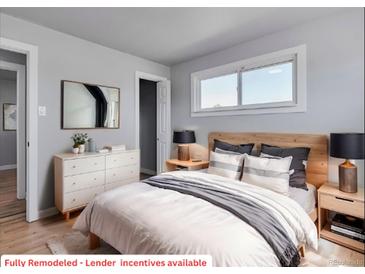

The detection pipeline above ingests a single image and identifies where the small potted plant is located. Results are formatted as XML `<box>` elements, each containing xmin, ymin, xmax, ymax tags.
<box><xmin>72</xmin><ymin>143</ymin><xmax>79</xmax><ymax>154</ymax></box>
<box><xmin>71</xmin><ymin>133</ymin><xmax>88</xmax><ymax>154</ymax></box>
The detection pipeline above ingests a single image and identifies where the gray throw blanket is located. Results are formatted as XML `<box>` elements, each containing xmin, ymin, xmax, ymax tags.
<box><xmin>143</xmin><ymin>175</ymin><xmax>300</xmax><ymax>267</ymax></box>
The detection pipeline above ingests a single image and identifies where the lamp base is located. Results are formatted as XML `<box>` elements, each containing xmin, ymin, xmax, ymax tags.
<box><xmin>177</xmin><ymin>144</ymin><xmax>190</xmax><ymax>161</ymax></box>
<box><xmin>339</xmin><ymin>160</ymin><xmax>357</xmax><ymax>193</ymax></box>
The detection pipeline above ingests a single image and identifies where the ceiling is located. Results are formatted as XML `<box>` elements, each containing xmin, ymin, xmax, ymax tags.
<box><xmin>2</xmin><ymin>7</ymin><xmax>347</xmax><ymax>65</ymax></box>
<box><xmin>0</xmin><ymin>69</ymin><xmax>17</xmax><ymax>81</ymax></box>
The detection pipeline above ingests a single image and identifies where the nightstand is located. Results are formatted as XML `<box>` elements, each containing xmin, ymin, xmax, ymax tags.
<box><xmin>165</xmin><ymin>159</ymin><xmax>209</xmax><ymax>172</ymax></box>
<box><xmin>318</xmin><ymin>183</ymin><xmax>364</xmax><ymax>253</ymax></box>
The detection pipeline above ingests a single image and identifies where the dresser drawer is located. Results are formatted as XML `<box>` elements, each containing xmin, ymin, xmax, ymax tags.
<box><xmin>64</xmin><ymin>171</ymin><xmax>105</xmax><ymax>193</ymax></box>
<box><xmin>320</xmin><ymin>193</ymin><xmax>365</xmax><ymax>218</ymax></box>
<box><xmin>106</xmin><ymin>151</ymin><xmax>139</xmax><ymax>169</ymax></box>
<box><xmin>64</xmin><ymin>156</ymin><xmax>105</xmax><ymax>176</ymax></box>
<box><xmin>105</xmin><ymin>178</ymin><xmax>136</xmax><ymax>191</ymax></box>
<box><xmin>106</xmin><ymin>165</ymin><xmax>139</xmax><ymax>184</ymax></box>
<box><xmin>63</xmin><ymin>186</ymin><xmax>104</xmax><ymax>211</ymax></box>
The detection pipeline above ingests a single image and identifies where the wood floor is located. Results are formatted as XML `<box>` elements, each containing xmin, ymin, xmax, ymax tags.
<box><xmin>0</xmin><ymin>169</ymin><xmax>25</xmax><ymax>218</ymax></box>
<box><xmin>0</xmin><ymin>213</ymin><xmax>76</xmax><ymax>254</ymax></box>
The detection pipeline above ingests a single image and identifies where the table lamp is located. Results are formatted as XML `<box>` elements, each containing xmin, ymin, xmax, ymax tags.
<box><xmin>330</xmin><ymin>133</ymin><xmax>364</xmax><ymax>193</ymax></box>
<box><xmin>173</xmin><ymin>130</ymin><xmax>196</xmax><ymax>161</ymax></box>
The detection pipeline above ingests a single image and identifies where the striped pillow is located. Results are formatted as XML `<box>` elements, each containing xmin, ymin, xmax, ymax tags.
<box><xmin>260</xmin><ymin>152</ymin><xmax>295</xmax><ymax>175</ymax></box>
<box><xmin>208</xmin><ymin>151</ymin><xmax>245</xmax><ymax>180</ymax></box>
<box><xmin>241</xmin><ymin>154</ymin><xmax>292</xmax><ymax>195</ymax></box>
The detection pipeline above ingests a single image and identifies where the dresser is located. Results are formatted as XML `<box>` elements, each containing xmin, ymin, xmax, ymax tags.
<box><xmin>54</xmin><ymin>150</ymin><xmax>139</xmax><ymax>219</ymax></box>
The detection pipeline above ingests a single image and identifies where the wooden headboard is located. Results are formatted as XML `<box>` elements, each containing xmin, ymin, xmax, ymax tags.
<box><xmin>208</xmin><ymin>132</ymin><xmax>328</xmax><ymax>189</ymax></box>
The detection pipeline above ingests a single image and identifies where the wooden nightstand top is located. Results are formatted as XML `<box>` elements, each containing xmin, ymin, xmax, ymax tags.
<box><xmin>318</xmin><ymin>183</ymin><xmax>364</xmax><ymax>203</ymax></box>
<box><xmin>166</xmin><ymin>159</ymin><xmax>209</xmax><ymax>168</ymax></box>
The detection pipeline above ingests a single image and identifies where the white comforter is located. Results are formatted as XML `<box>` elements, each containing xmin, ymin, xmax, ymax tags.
<box><xmin>73</xmin><ymin>171</ymin><xmax>318</xmax><ymax>266</ymax></box>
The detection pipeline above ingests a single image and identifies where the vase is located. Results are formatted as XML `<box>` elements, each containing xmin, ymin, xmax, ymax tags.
<box><xmin>88</xmin><ymin>139</ymin><xmax>96</xmax><ymax>152</ymax></box>
<box><xmin>72</xmin><ymin>147</ymin><xmax>79</xmax><ymax>154</ymax></box>
<box><xmin>79</xmin><ymin>144</ymin><xmax>85</xmax><ymax>153</ymax></box>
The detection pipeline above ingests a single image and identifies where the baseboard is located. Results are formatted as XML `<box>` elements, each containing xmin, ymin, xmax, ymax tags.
<box><xmin>38</xmin><ymin>207</ymin><xmax>59</xmax><ymax>219</ymax></box>
<box><xmin>140</xmin><ymin>168</ymin><xmax>157</xmax><ymax>176</ymax></box>
<box><xmin>0</xmin><ymin>164</ymin><xmax>17</xmax><ymax>171</ymax></box>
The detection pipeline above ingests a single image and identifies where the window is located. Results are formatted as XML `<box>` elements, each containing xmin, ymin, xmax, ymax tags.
<box><xmin>191</xmin><ymin>45</ymin><xmax>306</xmax><ymax>117</ymax></box>
<box><xmin>201</xmin><ymin>73</ymin><xmax>237</xmax><ymax>109</ymax></box>
<box><xmin>241</xmin><ymin>61</ymin><xmax>294</xmax><ymax>106</ymax></box>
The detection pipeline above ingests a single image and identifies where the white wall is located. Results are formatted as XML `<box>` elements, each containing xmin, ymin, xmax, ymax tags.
<box><xmin>0</xmin><ymin>13</ymin><xmax>170</xmax><ymax>210</ymax></box>
<box><xmin>171</xmin><ymin>9</ymin><xmax>364</xmax><ymax>186</ymax></box>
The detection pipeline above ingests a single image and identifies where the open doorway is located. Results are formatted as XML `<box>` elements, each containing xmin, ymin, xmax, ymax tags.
<box><xmin>0</xmin><ymin>49</ymin><xmax>26</xmax><ymax>220</ymax></box>
<box><xmin>139</xmin><ymin>79</ymin><xmax>157</xmax><ymax>180</ymax></box>
<box><xmin>1</xmin><ymin>38</ymin><xmax>38</xmax><ymax>222</ymax></box>
<box><xmin>135</xmin><ymin>72</ymin><xmax>171</xmax><ymax>178</ymax></box>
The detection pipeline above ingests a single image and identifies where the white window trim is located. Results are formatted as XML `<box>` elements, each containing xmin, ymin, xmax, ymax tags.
<box><xmin>191</xmin><ymin>45</ymin><xmax>307</xmax><ymax>117</ymax></box>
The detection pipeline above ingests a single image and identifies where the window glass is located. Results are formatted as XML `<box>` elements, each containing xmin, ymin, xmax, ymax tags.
<box><xmin>241</xmin><ymin>62</ymin><xmax>293</xmax><ymax>105</ymax></box>
<box><xmin>200</xmin><ymin>73</ymin><xmax>237</xmax><ymax>109</ymax></box>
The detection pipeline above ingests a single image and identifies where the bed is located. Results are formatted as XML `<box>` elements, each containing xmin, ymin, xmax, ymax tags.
<box><xmin>73</xmin><ymin>132</ymin><xmax>328</xmax><ymax>267</ymax></box>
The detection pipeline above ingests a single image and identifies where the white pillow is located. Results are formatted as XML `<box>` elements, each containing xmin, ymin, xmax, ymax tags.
<box><xmin>260</xmin><ymin>152</ymin><xmax>294</xmax><ymax>175</ymax></box>
<box><xmin>241</xmin><ymin>154</ymin><xmax>292</xmax><ymax>195</ymax></box>
<box><xmin>208</xmin><ymin>151</ymin><xmax>245</xmax><ymax>180</ymax></box>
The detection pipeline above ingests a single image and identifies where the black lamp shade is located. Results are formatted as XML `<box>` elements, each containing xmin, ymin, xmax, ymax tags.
<box><xmin>330</xmin><ymin>133</ymin><xmax>365</xmax><ymax>159</ymax></box>
<box><xmin>173</xmin><ymin>130</ymin><xmax>196</xmax><ymax>144</ymax></box>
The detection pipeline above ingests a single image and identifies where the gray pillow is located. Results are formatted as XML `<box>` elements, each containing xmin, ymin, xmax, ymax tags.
<box><xmin>215</xmin><ymin>147</ymin><xmax>241</xmax><ymax>155</ymax></box>
<box><xmin>260</xmin><ymin>144</ymin><xmax>310</xmax><ymax>190</ymax></box>
<box><xmin>213</xmin><ymin>139</ymin><xmax>254</xmax><ymax>155</ymax></box>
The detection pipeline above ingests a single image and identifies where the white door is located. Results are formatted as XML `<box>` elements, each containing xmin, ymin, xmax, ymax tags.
<box><xmin>156</xmin><ymin>80</ymin><xmax>171</xmax><ymax>174</ymax></box>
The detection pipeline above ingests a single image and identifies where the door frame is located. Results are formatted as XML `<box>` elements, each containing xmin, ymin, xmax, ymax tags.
<box><xmin>135</xmin><ymin>71</ymin><xmax>170</xmax><ymax>172</ymax></box>
<box><xmin>0</xmin><ymin>60</ymin><xmax>26</xmax><ymax>200</ymax></box>
<box><xmin>0</xmin><ymin>37</ymin><xmax>39</xmax><ymax>222</ymax></box>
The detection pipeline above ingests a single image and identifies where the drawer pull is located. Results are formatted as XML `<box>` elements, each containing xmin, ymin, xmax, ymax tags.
<box><xmin>94</xmin><ymin>162</ymin><xmax>98</xmax><ymax>165</ymax></box>
<box><xmin>72</xmin><ymin>165</ymin><xmax>76</xmax><ymax>168</ymax></box>
<box><xmin>94</xmin><ymin>178</ymin><xmax>97</xmax><ymax>181</ymax></box>
<box><xmin>72</xmin><ymin>182</ymin><xmax>76</xmax><ymax>185</ymax></box>
<box><xmin>113</xmin><ymin>173</ymin><xmax>116</xmax><ymax>176</ymax></box>
<box><xmin>335</xmin><ymin>196</ymin><xmax>354</xmax><ymax>203</ymax></box>
<box><xmin>72</xmin><ymin>198</ymin><xmax>76</xmax><ymax>202</ymax></box>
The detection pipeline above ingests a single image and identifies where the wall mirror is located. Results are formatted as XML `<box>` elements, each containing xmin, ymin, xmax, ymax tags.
<box><xmin>61</xmin><ymin>80</ymin><xmax>120</xmax><ymax>129</ymax></box>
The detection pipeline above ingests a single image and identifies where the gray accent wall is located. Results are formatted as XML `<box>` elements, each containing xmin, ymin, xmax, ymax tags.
<box><xmin>0</xmin><ymin>73</ymin><xmax>17</xmax><ymax>166</ymax></box>
<box><xmin>171</xmin><ymin>9</ymin><xmax>364</xmax><ymax>186</ymax></box>
<box><xmin>139</xmin><ymin>79</ymin><xmax>157</xmax><ymax>173</ymax></box>
<box><xmin>0</xmin><ymin>13</ymin><xmax>170</xmax><ymax>210</ymax></box>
